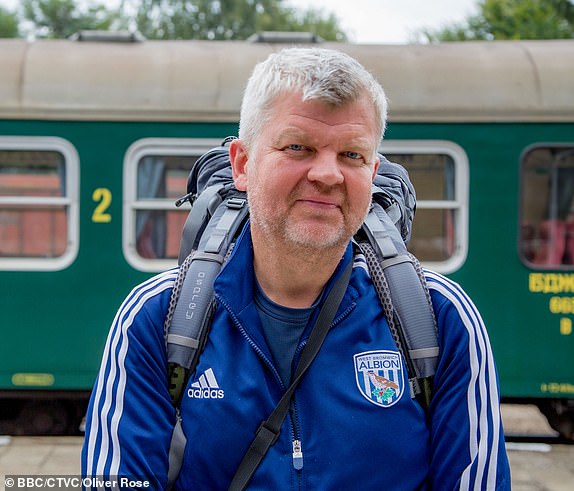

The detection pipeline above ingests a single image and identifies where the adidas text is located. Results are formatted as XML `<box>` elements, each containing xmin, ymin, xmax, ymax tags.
<box><xmin>188</xmin><ymin>387</ymin><xmax>224</xmax><ymax>399</ymax></box>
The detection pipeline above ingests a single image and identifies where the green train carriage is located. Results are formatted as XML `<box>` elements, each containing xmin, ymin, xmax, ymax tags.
<box><xmin>0</xmin><ymin>36</ymin><xmax>572</xmax><ymax>437</ymax></box>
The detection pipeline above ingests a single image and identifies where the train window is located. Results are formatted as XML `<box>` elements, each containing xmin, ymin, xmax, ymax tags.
<box><xmin>381</xmin><ymin>140</ymin><xmax>469</xmax><ymax>274</ymax></box>
<box><xmin>123</xmin><ymin>138</ymin><xmax>224</xmax><ymax>272</ymax></box>
<box><xmin>520</xmin><ymin>145</ymin><xmax>574</xmax><ymax>269</ymax></box>
<box><xmin>0</xmin><ymin>137</ymin><xmax>79</xmax><ymax>271</ymax></box>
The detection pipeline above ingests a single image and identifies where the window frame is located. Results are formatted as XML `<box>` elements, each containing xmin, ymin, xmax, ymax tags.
<box><xmin>379</xmin><ymin>140</ymin><xmax>469</xmax><ymax>274</ymax></box>
<box><xmin>123</xmin><ymin>138</ymin><xmax>224</xmax><ymax>272</ymax></box>
<box><xmin>0</xmin><ymin>136</ymin><xmax>79</xmax><ymax>271</ymax></box>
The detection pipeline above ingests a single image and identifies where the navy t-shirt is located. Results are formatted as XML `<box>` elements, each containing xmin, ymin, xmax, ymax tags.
<box><xmin>254</xmin><ymin>279</ymin><xmax>320</xmax><ymax>386</ymax></box>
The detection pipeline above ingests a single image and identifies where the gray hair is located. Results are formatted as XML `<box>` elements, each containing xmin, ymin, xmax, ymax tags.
<box><xmin>238</xmin><ymin>47</ymin><xmax>388</xmax><ymax>151</ymax></box>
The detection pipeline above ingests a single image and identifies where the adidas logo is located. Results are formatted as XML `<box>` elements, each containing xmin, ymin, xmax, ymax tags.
<box><xmin>187</xmin><ymin>368</ymin><xmax>225</xmax><ymax>399</ymax></box>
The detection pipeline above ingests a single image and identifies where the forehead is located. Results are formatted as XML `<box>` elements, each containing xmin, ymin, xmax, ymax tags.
<box><xmin>266</xmin><ymin>92</ymin><xmax>379</xmax><ymax>148</ymax></box>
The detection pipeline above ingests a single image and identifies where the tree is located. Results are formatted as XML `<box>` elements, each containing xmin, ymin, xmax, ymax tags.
<box><xmin>14</xmin><ymin>0</ymin><xmax>347</xmax><ymax>41</ymax></box>
<box><xmin>121</xmin><ymin>0</ymin><xmax>347</xmax><ymax>41</ymax></box>
<box><xmin>0</xmin><ymin>5</ymin><xmax>19</xmax><ymax>37</ymax></box>
<box><xmin>288</xmin><ymin>7</ymin><xmax>347</xmax><ymax>42</ymax></box>
<box><xmin>420</xmin><ymin>0</ymin><xmax>574</xmax><ymax>42</ymax></box>
<box><xmin>22</xmin><ymin>0</ymin><xmax>120</xmax><ymax>39</ymax></box>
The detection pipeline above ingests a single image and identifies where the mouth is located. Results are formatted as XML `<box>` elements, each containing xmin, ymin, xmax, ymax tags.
<box><xmin>295</xmin><ymin>201</ymin><xmax>342</xmax><ymax>219</ymax></box>
<box><xmin>300</xmin><ymin>199</ymin><xmax>339</xmax><ymax>209</ymax></box>
<box><xmin>296</xmin><ymin>196</ymin><xmax>342</xmax><ymax>212</ymax></box>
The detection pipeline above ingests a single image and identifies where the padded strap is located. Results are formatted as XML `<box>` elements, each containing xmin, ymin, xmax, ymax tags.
<box><xmin>166</xmin><ymin>414</ymin><xmax>187</xmax><ymax>490</ymax></box>
<box><xmin>177</xmin><ymin>184</ymin><xmax>223</xmax><ymax>264</ymax></box>
<box><xmin>358</xmin><ymin>241</ymin><xmax>438</xmax><ymax>408</ymax></box>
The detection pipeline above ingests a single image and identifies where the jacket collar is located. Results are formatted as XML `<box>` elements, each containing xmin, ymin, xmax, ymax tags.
<box><xmin>213</xmin><ymin>222</ymin><xmax>357</xmax><ymax>325</ymax></box>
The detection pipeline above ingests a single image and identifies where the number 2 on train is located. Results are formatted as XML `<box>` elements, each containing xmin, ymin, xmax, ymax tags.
<box><xmin>92</xmin><ymin>188</ymin><xmax>112</xmax><ymax>223</ymax></box>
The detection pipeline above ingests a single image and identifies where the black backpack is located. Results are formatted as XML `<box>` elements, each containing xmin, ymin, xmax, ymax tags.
<box><xmin>164</xmin><ymin>136</ymin><xmax>438</xmax><ymax>489</ymax></box>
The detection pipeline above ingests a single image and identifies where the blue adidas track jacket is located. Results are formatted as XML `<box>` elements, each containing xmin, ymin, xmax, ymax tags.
<box><xmin>82</xmin><ymin>226</ymin><xmax>511</xmax><ymax>490</ymax></box>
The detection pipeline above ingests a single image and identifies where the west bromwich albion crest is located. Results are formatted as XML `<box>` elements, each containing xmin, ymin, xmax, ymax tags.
<box><xmin>354</xmin><ymin>350</ymin><xmax>405</xmax><ymax>408</ymax></box>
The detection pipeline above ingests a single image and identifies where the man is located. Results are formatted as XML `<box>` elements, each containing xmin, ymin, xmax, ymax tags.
<box><xmin>83</xmin><ymin>47</ymin><xmax>510</xmax><ymax>490</ymax></box>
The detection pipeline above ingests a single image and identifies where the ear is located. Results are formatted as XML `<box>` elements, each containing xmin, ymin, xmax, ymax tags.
<box><xmin>229</xmin><ymin>139</ymin><xmax>249</xmax><ymax>191</ymax></box>
<box><xmin>371</xmin><ymin>156</ymin><xmax>380</xmax><ymax>181</ymax></box>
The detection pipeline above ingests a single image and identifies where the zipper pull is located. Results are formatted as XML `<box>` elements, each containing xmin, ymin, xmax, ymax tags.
<box><xmin>292</xmin><ymin>439</ymin><xmax>303</xmax><ymax>470</ymax></box>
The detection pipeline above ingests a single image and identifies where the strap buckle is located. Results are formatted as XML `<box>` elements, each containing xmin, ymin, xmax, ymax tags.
<box><xmin>227</xmin><ymin>197</ymin><xmax>247</xmax><ymax>210</ymax></box>
<box><xmin>254</xmin><ymin>421</ymin><xmax>281</xmax><ymax>453</ymax></box>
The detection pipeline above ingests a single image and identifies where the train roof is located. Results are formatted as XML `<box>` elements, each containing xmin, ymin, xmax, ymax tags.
<box><xmin>0</xmin><ymin>37</ymin><xmax>572</xmax><ymax>122</ymax></box>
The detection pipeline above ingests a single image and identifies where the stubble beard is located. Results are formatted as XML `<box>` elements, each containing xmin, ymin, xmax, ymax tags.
<box><xmin>248</xmin><ymin>189</ymin><xmax>371</xmax><ymax>255</ymax></box>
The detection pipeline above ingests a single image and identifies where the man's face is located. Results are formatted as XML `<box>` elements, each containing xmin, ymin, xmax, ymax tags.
<box><xmin>231</xmin><ymin>91</ymin><xmax>380</xmax><ymax>252</ymax></box>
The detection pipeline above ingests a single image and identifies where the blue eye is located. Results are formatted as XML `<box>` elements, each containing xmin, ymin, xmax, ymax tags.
<box><xmin>345</xmin><ymin>151</ymin><xmax>361</xmax><ymax>159</ymax></box>
<box><xmin>288</xmin><ymin>144</ymin><xmax>305</xmax><ymax>151</ymax></box>
<box><xmin>343</xmin><ymin>151</ymin><xmax>364</xmax><ymax>162</ymax></box>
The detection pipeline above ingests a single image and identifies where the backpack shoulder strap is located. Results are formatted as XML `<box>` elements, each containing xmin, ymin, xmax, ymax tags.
<box><xmin>166</xmin><ymin>196</ymin><xmax>248</xmax><ymax>403</ymax></box>
<box><xmin>359</xmin><ymin>201</ymin><xmax>439</xmax><ymax>410</ymax></box>
<box><xmin>164</xmin><ymin>195</ymin><xmax>248</xmax><ymax>490</ymax></box>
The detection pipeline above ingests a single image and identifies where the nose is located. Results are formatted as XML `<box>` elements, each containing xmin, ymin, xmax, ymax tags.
<box><xmin>306</xmin><ymin>151</ymin><xmax>344</xmax><ymax>187</ymax></box>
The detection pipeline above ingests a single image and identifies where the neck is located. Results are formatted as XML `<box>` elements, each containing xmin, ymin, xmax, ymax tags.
<box><xmin>251</xmin><ymin>230</ymin><xmax>347</xmax><ymax>309</ymax></box>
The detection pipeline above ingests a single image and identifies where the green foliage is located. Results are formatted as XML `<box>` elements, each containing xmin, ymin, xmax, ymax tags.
<box><xmin>126</xmin><ymin>0</ymin><xmax>346</xmax><ymax>41</ymax></box>
<box><xmin>10</xmin><ymin>0</ymin><xmax>346</xmax><ymax>41</ymax></box>
<box><xmin>22</xmin><ymin>0</ymin><xmax>120</xmax><ymax>39</ymax></box>
<box><xmin>421</xmin><ymin>0</ymin><xmax>574</xmax><ymax>42</ymax></box>
<box><xmin>291</xmin><ymin>8</ymin><xmax>348</xmax><ymax>42</ymax></box>
<box><xmin>0</xmin><ymin>6</ymin><xmax>19</xmax><ymax>38</ymax></box>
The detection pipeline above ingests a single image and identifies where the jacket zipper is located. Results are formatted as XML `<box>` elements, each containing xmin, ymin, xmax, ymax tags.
<box><xmin>228</xmin><ymin>304</ymin><xmax>304</xmax><ymax>477</ymax></box>
<box><xmin>218</xmin><ymin>290</ymin><xmax>358</xmax><ymax>486</ymax></box>
<box><xmin>292</xmin><ymin>438</ymin><xmax>303</xmax><ymax>470</ymax></box>
<box><xmin>287</xmin><ymin>301</ymin><xmax>356</xmax><ymax>478</ymax></box>
<box><xmin>290</xmin><ymin>399</ymin><xmax>304</xmax><ymax>471</ymax></box>
<box><xmin>289</xmin><ymin>340</ymin><xmax>305</xmax><ymax>474</ymax></box>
